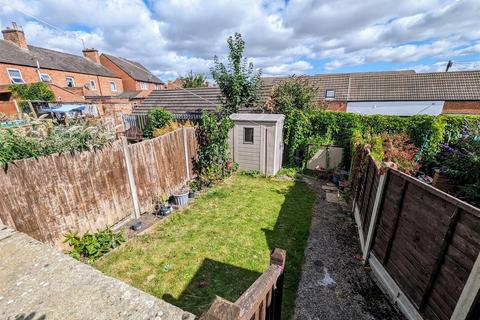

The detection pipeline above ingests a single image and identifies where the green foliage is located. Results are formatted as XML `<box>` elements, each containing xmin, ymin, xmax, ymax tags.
<box><xmin>65</xmin><ymin>227</ymin><xmax>125</xmax><ymax>263</ymax></box>
<box><xmin>211</xmin><ymin>33</ymin><xmax>261</xmax><ymax>115</ymax></box>
<box><xmin>9</xmin><ymin>82</ymin><xmax>55</xmax><ymax>113</ymax></box>
<box><xmin>180</xmin><ymin>70</ymin><xmax>207</xmax><ymax>88</ymax></box>
<box><xmin>195</xmin><ymin>112</ymin><xmax>233</xmax><ymax>186</ymax></box>
<box><xmin>268</xmin><ymin>76</ymin><xmax>319</xmax><ymax>114</ymax></box>
<box><xmin>144</xmin><ymin>108</ymin><xmax>174</xmax><ymax>139</ymax></box>
<box><xmin>436</xmin><ymin>124</ymin><xmax>480</xmax><ymax>205</ymax></box>
<box><xmin>276</xmin><ymin>166</ymin><xmax>301</xmax><ymax>178</ymax></box>
<box><xmin>0</xmin><ymin>122</ymin><xmax>115</xmax><ymax>169</ymax></box>
<box><xmin>283</xmin><ymin>111</ymin><xmax>480</xmax><ymax>169</ymax></box>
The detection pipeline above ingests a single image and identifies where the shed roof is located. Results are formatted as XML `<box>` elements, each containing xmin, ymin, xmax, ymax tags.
<box><xmin>0</xmin><ymin>40</ymin><xmax>118</xmax><ymax>78</ymax></box>
<box><xmin>230</xmin><ymin>113</ymin><xmax>284</xmax><ymax>122</ymax></box>
<box><xmin>101</xmin><ymin>54</ymin><xmax>163</xmax><ymax>84</ymax></box>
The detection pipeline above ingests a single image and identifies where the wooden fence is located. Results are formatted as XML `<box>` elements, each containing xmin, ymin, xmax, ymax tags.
<box><xmin>351</xmin><ymin>151</ymin><xmax>480</xmax><ymax>320</ymax></box>
<box><xmin>0</xmin><ymin>127</ymin><xmax>197</xmax><ymax>248</ymax></box>
<box><xmin>200</xmin><ymin>249</ymin><xmax>286</xmax><ymax>320</ymax></box>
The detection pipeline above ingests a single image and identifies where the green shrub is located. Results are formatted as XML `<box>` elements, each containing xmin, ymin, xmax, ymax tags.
<box><xmin>65</xmin><ymin>227</ymin><xmax>125</xmax><ymax>263</ymax></box>
<box><xmin>144</xmin><ymin>108</ymin><xmax>174</xmax><ymax>139</ymax></box>
<box><xmin>9</xmin><ymin>82</ymin><xmax>55</xmax><ymax>113</ymax></box>
<box><xmin>195</xmin><ymin>112</ymin><xmax>233</xmax><ymax>187</ymax></box>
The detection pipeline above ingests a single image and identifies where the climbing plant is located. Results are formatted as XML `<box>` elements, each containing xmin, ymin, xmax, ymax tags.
<box><xmin>9</xmin><ymin>82</ymin><xmax>55</xmax><ymax>113</ymax></box>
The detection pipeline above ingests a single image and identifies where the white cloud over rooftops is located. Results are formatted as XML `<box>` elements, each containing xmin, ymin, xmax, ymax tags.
<box><xmin>0</xmin><ymin>0</ymin><xmax>479</xmax><ymax>80</ymax></box>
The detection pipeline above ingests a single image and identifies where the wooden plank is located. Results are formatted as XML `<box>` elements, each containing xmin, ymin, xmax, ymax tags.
<box><xmin>122</xmin><ymin>137</ymin><xmax>140</xmax><ymax>220</ymax></box>
<box><xmin>419</xmin><ymin>208</ymin><xmax>461</xmax><ymax>311</ymax></box>
<box><xmin>451</xmin><ymin>252</ymin><xmax>480</xmax><ymax>320</ymax></box>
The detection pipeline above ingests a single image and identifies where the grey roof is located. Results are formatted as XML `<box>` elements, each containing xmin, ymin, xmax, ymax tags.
<box><xmin>136</xmin><ymin>70</ymin><xmax>480</xmax><ymax>115</ymax></box>
<box><xmin>230</xmin><ymin>113</ymin><xmax>284</xmax><ymax>122</ymax></box>
<box><xmin>102</xmin><ymin>54</ymin><xmax>163</xmax><ymax>84</ymax></box>
<box><xmin>0</xmin><ymin>40</ymin><xmax>118</xmax><ymax>78</ymax></box>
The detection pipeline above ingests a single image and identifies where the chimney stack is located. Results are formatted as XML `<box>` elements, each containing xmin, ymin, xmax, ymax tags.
<box><xmin>2</xmin><ymin>22</ymin><xmax>28</xmax><ymax>49</ymax></box>
<box><xmin>82</xmin><ymin>48</ymin><xmax>100</xmax><ymax>64</ymax></box>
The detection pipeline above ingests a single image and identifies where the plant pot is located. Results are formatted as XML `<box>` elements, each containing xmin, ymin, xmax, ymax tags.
<box><xmin>173</xmin><ymin>191</ymin><xmax>189</xmax><ymax>206</ymax></box>
<box><xmin>188</xmin><ymin>191</ymin><xmax>196</xmax><ymax>199</ymax></box>
<box><xmin>158</xmin><ymin>203</ymin><xmax>172</xmax><ymax>216</ymax></box>
<box><xmin>226</xmin><ymin>161</ymin><xmax>233</xmax><ymax>171</ymax></box>
<box><xmin>432</xmin><ymin>170</ymin><xmax>456</xmax><ymax>194</ymax></box>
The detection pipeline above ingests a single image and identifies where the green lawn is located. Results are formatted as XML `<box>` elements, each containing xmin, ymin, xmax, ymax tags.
<box><xmin>95</xmin><ymin>174</ymin><xmax>315</xmax><ymax>318</ymax></box>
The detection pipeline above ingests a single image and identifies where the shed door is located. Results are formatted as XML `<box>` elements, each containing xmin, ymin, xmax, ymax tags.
<box><xmin>237</xmin><ymin>126</ymin><xmax>262</xmax><ymax>172</ymax></box>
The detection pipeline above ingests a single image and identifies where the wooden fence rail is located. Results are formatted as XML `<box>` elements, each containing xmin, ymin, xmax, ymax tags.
<box><xmin>351</xmin><ymin>151</ymin><xmax>480</xmax><ymax>320</ymax></box>
<box><xmin>200</xmin><ymin>249</ymin><xmax>286</xmax><ymax>320</ymax></box>
<box><xmin>0</xmin><ymin>128</ymin><xmax>197</xmax><ymax>248</ymax></box>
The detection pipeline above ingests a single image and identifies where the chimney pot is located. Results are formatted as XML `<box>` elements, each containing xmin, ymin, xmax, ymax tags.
<box><xmin>2</xmin><ymin>22</ymin><xmax>28</xmax><ymax>49</ymax></box>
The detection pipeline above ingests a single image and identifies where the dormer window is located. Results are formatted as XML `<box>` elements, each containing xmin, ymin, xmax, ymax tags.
<box><xmin>7</xmin><ymin>69</ymin><xmax>25</xmax><ymax>84</ymax></box>
<box><xmin>325</xmin><ymin>89</ymin><xmax>335</xmax><ymax>99</ymax></box>
<box><xmin>40</xmin><ymin>73</ymin><xmax>52</xmax><ymax>83</ymax></box>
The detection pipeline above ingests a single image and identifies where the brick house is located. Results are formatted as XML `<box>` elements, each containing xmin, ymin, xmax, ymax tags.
<box><xmin>137</xmin><ymin>70</ymin><xmax>480</xmax><ymax>116</ymax></box>
<box><xmin>100</xmin><ymin>54</ymin><xmax>164</xmax><ymax>92</ymax></box>
<box><xmin>0</xmin><ymin>22</ymin><xmax>126</xmax><ymax>115</ymax></box>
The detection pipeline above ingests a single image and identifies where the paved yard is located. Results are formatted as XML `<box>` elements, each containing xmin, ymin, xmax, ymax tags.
<box><xmin>294</xmin><ymin>176</ymin><xmax>405</xmax><ymax>320</ymax></box>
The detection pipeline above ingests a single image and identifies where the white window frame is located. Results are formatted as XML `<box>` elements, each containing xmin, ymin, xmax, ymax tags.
<box><xmin>7</xmin><ymin>68</ymin><xmax>25</xmax><ymax>84</ymax></box>
<box><xmin>156</xmin><ymin>84</ymin><xmax>162</xmax><ymax>90</ymax></box>
<box><xmin>40</xmin><ymin>73</ymin><xmax>52</xmax><ymax>83</ymax></box>
<box><xmin>110</xmin><ymin>81</ymin><xmax>117</xmax><ymax>92</ymax></box>
<box><xmin>243</xmin><ymin>127</ymin><xmax>254</xmax><ymax>144</ymax></box>
<box><xmin>140</xmin><ymin>82</ymin><xmax>148</xmax><ymax>90</ymax></box>
<box><xmin>66</xmin><ymin>77</ymin><xmax>75</xmax><ymax>88</ymax></box>
<box><xmin>89</xmin><ymin>80</ymin><xmax>97</xmax><ymax>90</ymax></box>
<box><xmin>325</xmin><ymin>89</ymin><xmax>335</xmax><ymax>99</ymax></box>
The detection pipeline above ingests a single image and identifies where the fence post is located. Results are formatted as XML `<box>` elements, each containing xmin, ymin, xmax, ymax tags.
<box><xmin>182</xmin><ymin>126</ymin><xmax>191</xmax><ymax>181</ymax></box>
<box><xmin>270</xmin><ymin>249</ymin><xmax>286</xmax><ymax>320</ymax></box>
<box><xmin>121</xmin><ymin>137</ymin><xmax>141</xmax><ymax>220</ymax></box>
<box><xmin>451</xmin><ymin>252</ymin><xmax>480</xmax><ymax>320</ymax></box>
<box><xmin>362</xmin><ymin>168</ymin><xmax>388</xmax><ymax>262</ymax></box>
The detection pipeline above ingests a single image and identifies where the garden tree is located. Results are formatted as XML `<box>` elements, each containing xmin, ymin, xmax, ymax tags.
<box><xmin>144</xmin><ymin>108</ymin><xmax>174</xmax><ymax>139</ymax></box>
<box><xmin>267</xmin><ymin>76</ymin><xmax>320</xmax><ymax>115</ymax></box>
<box><xmin>179</xmin><ymin>70</ymin><xmax>207</xmax><ymax>88</ymax></box>
<box><xmin>211</xmin><ymin>33</ymin><xmax>261</xmax><ymax>115</ymax></box>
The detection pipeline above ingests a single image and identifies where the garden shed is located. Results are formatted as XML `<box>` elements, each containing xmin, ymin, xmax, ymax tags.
<box><xmin>229</xmin><ymin>113</ymin><xmax>284</xmax><ymax>175</ymax></box>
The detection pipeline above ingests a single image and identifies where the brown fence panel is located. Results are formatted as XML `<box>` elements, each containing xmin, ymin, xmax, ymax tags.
<box><xmin>369</xmin><ymin>167</ymin><xmax>480</xmax><ymax>320</ymax></box>
<box><xmin>128</xmin><ymin>128</ymin><xmax>198</xmax><ymax>214</ymax></box>
<box><xmin>0</xmin><ymin>140</ymin><xmax>132</xmax><ymax>247</ymax></box>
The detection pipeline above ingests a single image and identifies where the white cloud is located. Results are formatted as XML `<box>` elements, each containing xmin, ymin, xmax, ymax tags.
<box><xmin>0</xmin><ymin>0</ymin><xmax>479</xmax><ymax>80</ymax></box>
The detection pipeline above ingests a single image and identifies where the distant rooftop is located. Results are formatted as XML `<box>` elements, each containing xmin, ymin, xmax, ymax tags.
<box><xmin>101</xmin><ymin>53</ymin><xmax>163</xmax><ymax>84</ymax></box>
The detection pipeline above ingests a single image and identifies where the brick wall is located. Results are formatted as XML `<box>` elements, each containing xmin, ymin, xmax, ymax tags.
<box><xmin>99</xmin><ymin>55</ymin><xmax>161</xmax><ymax>92</ymax></box>
<box><xmin>0</xmin><ymin>63</ymin><xmax>123</xmax><ymax>97</ymax></box>
<box><xmin>442</xmin><ymin>101</ymin><xmax>480</xmax><ymax>114</ymax></box>
<box><xmin>0</xmin><ymin>101</ymin><xmax>17</xmax><ymax>115</ymax></box>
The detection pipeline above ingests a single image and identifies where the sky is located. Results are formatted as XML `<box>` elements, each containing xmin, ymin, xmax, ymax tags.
<box><xmin>0</xmin><ymin>0</ymin><xmax>479</xmax><ymax>81</ymax></box>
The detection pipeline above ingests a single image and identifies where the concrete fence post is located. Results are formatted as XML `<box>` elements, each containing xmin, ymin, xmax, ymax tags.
<box><xmin>362</xmin><ymin>168</ymin><xmax>388</xmax><ymax>262</ymax></box>
<box><xmin>121</xmin><ymin>137</ymin><xmax>141</xmax><ymax>220</ymax></box>
<box><xmin>451</xmin><ymin>252</ymin><xmax>480</xmax><ymax>320</ymax></box>
<box><xmin>183</xmin><ymin>126</ymin><xmax>191</xmax><ymax>181</ymax></box>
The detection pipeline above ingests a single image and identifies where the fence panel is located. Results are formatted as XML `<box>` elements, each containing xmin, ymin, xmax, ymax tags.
<box><xmin>354</xmin><ymin>155</ymin><xmax>480</xmax><ymax>320</ymax></box>
<box><xmin>0</xmin><ymin>140</ymin><xmax>132</xmax><ymax>247</ymax></box>
<box><xmin>128</xmin><ymin>128</ymin><xmax>198</xmax><ymax>213</ymax></box>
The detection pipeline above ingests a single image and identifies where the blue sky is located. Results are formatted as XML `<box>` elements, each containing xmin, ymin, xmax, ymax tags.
<box><xmin>0</xmin><ymin>0</ymin><xmax>479</xmax><ymax>80</ymax></box>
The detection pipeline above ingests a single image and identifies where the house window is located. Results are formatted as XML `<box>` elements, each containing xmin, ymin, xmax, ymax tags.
<box><xmin>66</xmin><ymin>77</ymin><xmax>75</xmax><ymax>88</ymax></box>
<box><xmin>140</xmin><ymin>82</ymin><xmax>148</xmax><ymax>90</ymax></box>
<box><xmin>325</xmin><ymin>89</ymin><xmax>335</xmax><ymax>99</ymax></box>
<box><xmin>7</xmin><ymin>69</ymin><xmax>25</xmax><ymax>84</ymax></box>
<box><xmin>110</xmin><ymin>81</ymin><xmax>117</xmax><ymax>92</ymax></box>
<box><xmin>156</xmin><ymin>84</ymin><xmax>161</xmax><ymax>90</ymax></box>
<box><xmin>244</xmin><ymin>127</ymin><xmax>254</xmax><ymax>144</ymax></box>
<box><xmin>89</xmin><ymin>80</ymin><xmax>97</xmax><ymax>90</ymax></box>
<box><xmin>40</xmin><ymin>73</ymin><xmax>52</xmax><ymax>83</ymax></box>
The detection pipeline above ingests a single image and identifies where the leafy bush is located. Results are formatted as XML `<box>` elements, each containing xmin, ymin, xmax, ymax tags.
<box><xmin>435</xmin><ymin>123</ymin><xmax>480</xmax><ymax>205</ymax></box>
<box><xmin>267</xmin><ymin>76</ymin><xmax>319</xmax><ymax>114</ymax></box>
<box><xmin>0</xmin><ymin>121</ymin><xmax>115</xmax><ymax>169</ymax></box>
<box><xmin>144</xmin><ymin>108</ymin><xmax>174</xmax><ymax>139</ymax></box>
<box><xmin>9</xmin><ymin>82</ymin><xmax>55</xmax><ymax>113</ymax></box>
<box><xmin>195</xmin><ymin>112</ymin><xmax>233</xmax><ymax>187</ymax></box>
<box><xmin>65</xmin><ymin>227</ymin><xmax>125</xmax><ymax>263</ymax></box>
<box><xmin>382</xmin><ymin>133</ymin><xmax>420</xmax><ymax>175</ymax></box>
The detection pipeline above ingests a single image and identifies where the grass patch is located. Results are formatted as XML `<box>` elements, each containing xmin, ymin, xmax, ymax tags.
<box><xmin>95</xmin><ymin>175</ymin><xmax>315</xmax><ymax>318</ymax></box>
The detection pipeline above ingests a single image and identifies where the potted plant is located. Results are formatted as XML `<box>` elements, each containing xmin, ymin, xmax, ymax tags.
<box><xmin>157</xmin><ymin>195</ymin><xmax>172</xmax><ymax>216</ymax></box>
<box><xmin>188</xmin><ymin>180</ymin><xmax>200</xmax><ymax>199</ymax></box>
<box><xmin>173</xmin><ymin>187</ymin><xmax>189</xmax><ymax>206</ymax></box>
